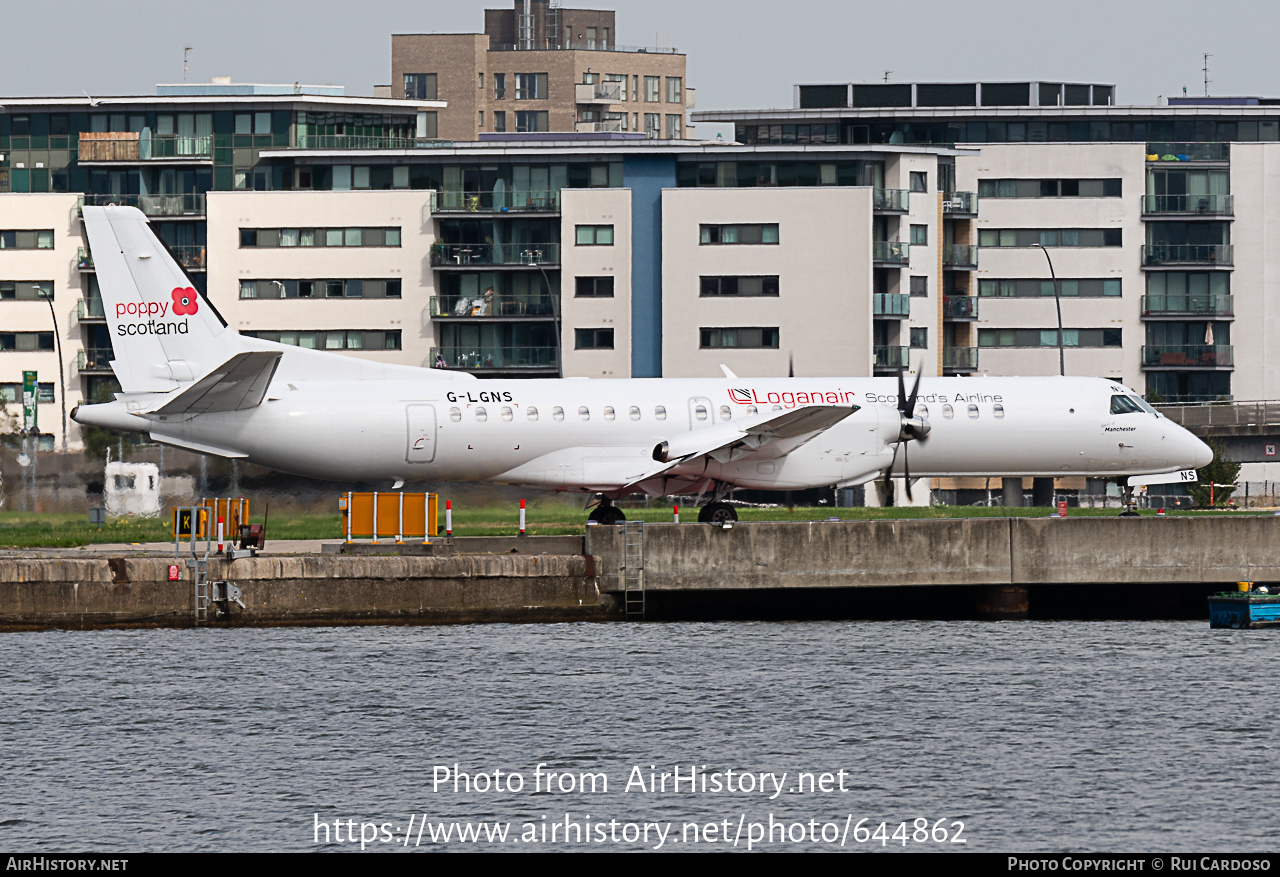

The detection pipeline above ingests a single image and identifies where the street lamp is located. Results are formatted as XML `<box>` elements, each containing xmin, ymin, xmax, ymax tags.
<box><xmin>1033</xmin><ymin>243</ymin><xmax>1066</xmax><ymax>377</ymax></box>
<box><xmin>35</xmin><ymin>286</ymin><xmax>68</xmax><ymax>452</ymax></box>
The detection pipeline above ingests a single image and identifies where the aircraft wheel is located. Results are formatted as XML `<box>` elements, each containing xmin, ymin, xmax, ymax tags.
<box><xmin>698</xmin><ymin>502</ymin><xmax>738</xmax><ymax>524</ymax></box>
<box><xmin>588</xmin><ymin>505</ymin><xmax>626</xmax><ymax>525</ymax></box>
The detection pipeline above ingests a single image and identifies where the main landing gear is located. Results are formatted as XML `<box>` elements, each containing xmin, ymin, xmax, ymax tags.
<box><xmin>587</xmin><ymin>498</ymin><xmax>626</xmax><ymax>525</ymax></box>
<box><xmin>697</xmin><ymin>502</ymin><xmax>738</xmax><ymax>524</ymax></box>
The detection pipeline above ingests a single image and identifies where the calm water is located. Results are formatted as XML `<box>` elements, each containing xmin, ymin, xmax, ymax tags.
<box><xmin>0</xmin><ymin>621</ymin><xmax>1274</xmax><ymax>852</ymax></box>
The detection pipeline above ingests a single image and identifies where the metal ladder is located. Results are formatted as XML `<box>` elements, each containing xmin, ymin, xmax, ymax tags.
<box><xmin>622</xmin><ymin>520</ymin><xmax>646</xmax><ymax>619</ymax></box>
<box><xmin>175</xmin><ymin>506</ymin><xmax>213</xmax><ymax>626</ymax></box>
<box><xmin>192</xmin><ymin>557</ymin><xmax>210</xmax><ymax>625</ymax></box>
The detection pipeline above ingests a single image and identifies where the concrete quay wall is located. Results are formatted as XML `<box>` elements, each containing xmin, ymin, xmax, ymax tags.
<box><xmin>587</xmin><ymin>517</ymin><xmax>1280</xmax><ymax>592</ymax></box>
<box><xmin>0</xmin><ymin>554</ymin><xmax>608</xmax><ymax>630</ymax></box>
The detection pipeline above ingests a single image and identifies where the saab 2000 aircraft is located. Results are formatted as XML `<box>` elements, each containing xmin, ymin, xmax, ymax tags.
<box><xmin>72</xmin><ymin>207</ymin><xmax>1212</xmax><ymax>523</ymax></box>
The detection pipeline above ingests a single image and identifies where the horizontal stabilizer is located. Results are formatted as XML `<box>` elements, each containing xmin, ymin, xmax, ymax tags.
<box><xmin>145</xmin><ymin>351</ymin><xmax>282</xmax><ymax>416</ymax></box>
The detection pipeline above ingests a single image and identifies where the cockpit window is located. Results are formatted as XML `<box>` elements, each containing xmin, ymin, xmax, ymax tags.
<box><xmin>1134</xmin><ymin>396</ymin><xmax>1158</xmax><ymax>415</ymax></box>
<box><xmin>1110</xmin><ymin>395</ymin><xmax>1144</xmax><ymax>415</ymax></box>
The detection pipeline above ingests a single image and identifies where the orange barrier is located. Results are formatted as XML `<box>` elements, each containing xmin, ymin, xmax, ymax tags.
<box><xmin>339</xmin><ymin>492</ymin><xmax>439</xmax><ymax>542</ymax></box>
<box><xmin>202</xmin><ymin>497</ymin><xmax>249</xmax><ymax>536</ymax></box>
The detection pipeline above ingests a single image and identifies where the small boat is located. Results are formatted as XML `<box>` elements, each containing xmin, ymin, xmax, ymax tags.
<box><xmin>1207</xmin><ymin>587</ymin><xmax>1280</xmax><ymax>629</ymax></box>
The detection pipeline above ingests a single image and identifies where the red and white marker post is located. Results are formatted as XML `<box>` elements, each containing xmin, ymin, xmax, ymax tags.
<box><xmin>445</xmin><ymin>500</ymin><xmax>453</xmax><ymax>537</ymax></box>
<box><xmin>519</xmin><ymin>498</ymin><xmax>527</xmax><ymax>535</ymax></box>
<box><xmin>673</xmin><ymin>504</ymin><xmax>680</xmax><ymax>524</ymax></box>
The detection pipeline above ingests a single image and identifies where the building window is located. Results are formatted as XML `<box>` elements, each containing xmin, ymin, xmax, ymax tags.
<box><xmin>910</xmin><ymin>171</ymin><xmax>928</xmax><ymax>192</ymax></box>
<box><xmin>977</xmin><ymin>179</ymin><xmax>1123</xmax><ymax>198</ymax></box>
<box><xmin>404</xmin><ymin>73</ymin><xmax>438</xmax><ymax>101</ymax></box>
<box><xmin>699</xmin><ymin>276</ymin><xmax>779</xmax><ymax>297</ymax></box>
<box><xmin>666</xmin><ymin>115</ymin><xmax>683</xmax><ymax>139</ymax></box>
<box><xmin>976</xmin><ymin>328</ymin><xmax>1122</xmax><ymax>348</ymax></box>
<box><xmin>0</xmin><ymin>281</ymin><xmax>53</xmax><ymax>302</ymax></box>
<box><xmin>239</xmin><ymin>279</ymin><xmax>401</xmax><ymax>300</ymax></box>
<box><xmin>909</xmin><ymin>276</ymin><xmax>928</xmax><ymax>297</ymax></box>
<box><xmin>575</xmin><ymin>225</ymin><xmax>614</xmax><ymax>246</ymax></box>
<box><xmin>910</xmin><ymin>327</ymin><xmax>928</xmax><ymax>349</ymax></box>
<box><xmin>478</xmin><ymin>111</ymin><xmax>484</xmax><ymax>129</ymax></box>
<box><xmin>910</xmin><ymin>224</ymin><xmax>928</xmax><ymax>245</ymax></box>
<box><xmin>493</xmin><ymin>111</ymin><xmax>506</xmax><ymax>133</ymax></box>
<box><xmin>666</xmin><ymin>77</ymin><xmax>683</xmax><ymax>104</ymax></box>
<box><xmin>606</xmin><ymin>73</ymin><xmax>626</xmax><ymax>101</ymax></box>
<box><xmin>0</xmin><ymin>382</ymin><xmax>54</xmax><ymax>404</ymax></box>
<box><xmin>243</xmin><ymin>330</ymin><xmax>402</xmax><ymax>350</ymax></box>
<box><xmin>515</xmin><ymin>73</ymin><xmax>548</xmax><ymax>100</ymax></box>
<box><xmin>978</xmin><ymin>228</ymin><xmax>1123</xmax><ymax>248</ymax></box>
<box><xmin>515</xmin><ymin>111</ymin><xmax>548</xmax><ymax>132</ymax></box>
<box><xmin>478</xmin><ymin>72</ymin><xmax>484</xmax><ymax>91</ymax></box>
<box><xmin>644</xmin><ymin>114</ymin><xmax>660</xmax><ymax>138</ymax></box>
<box><xmin>700</xmin><ymin>327</ymin><xmax>780</xmax><ymax>349</ymax></box>
<box><xmin>978</xmin><ymin>278</ymin><xmax>1122</xmax><ymax>297</ymax></box>
<box><xmin>0</xmin><ymin>230</ymin><xmax>55</xmax><ymax>250</ymax></box>
<box><xmin>239</xmin><ymin>227</ymin><xmax>401</xmax><ymax>248</ymax></box>
<box><xmin>575</xmin><ymin>276</ymin><xmax>615</xmax><ymax>297</ymax></box>
<box><xmin>494</xmin><ymin>73</ymin><xmax>506</xmax><ymax>100</ymax></box>
<box><xmin>0</xmin><ymin>332</ymin><xmax>55</xmax><ymax>352</ymax></box>
<box><xmin>644</xmin><ymin>76</ymin><xmax>660</xmax><ymax>103</ymax></box>
<box><xmin>575</xmin><ymin>328</ymin><xmax>614</xmax><ymax>349</ymax></box>
<box><xmin>700</xmin><ymin>224</ymin><xmax>779</xmax><ymax>245</ymax></box>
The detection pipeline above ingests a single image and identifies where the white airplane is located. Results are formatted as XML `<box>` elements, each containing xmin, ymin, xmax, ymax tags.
<box><xmin>73</xmin><ymin>206</ymin><xmax>1213</xmax><ymax>524</ymax></box>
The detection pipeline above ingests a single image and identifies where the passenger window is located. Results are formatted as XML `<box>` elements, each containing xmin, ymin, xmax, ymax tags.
<box><xmin>629</xmin><ymin>406</ymin><xmax>641</xmax><ymax>421</ymax></box>
<box><xmin>579</xmin><ymin>406</ymin><xmax>590</xmax><ymax>421</ymax></box>
<box><xmin>746</xmin><ymin>405</ymin><xmax>757</xmax><ymax>415</ymax></box>
<box><xmin>476</xmin><ymin>407</ymin><xmax>488</xmax><ymax>421</ymax></box>
<box><xmin>655</xmin><ymin>405</ymin><xmax>667</xmax><ymax>421</ymax></box>
<box><xmin>450</xmin><ymin>407</ymin><xmax>462</xmax><ymax>422</ymax></box>
<box><xmin>993</xmin><ymin>404</ymin><xmax>1005</xmax><ymax>419</ymax></box>
<box><xmin>501</xmin><ymin>406</ymin><xmax>513</xmax><ymax>421</ymax></box>
<box><xmin>604</xmin><ymin>406</ymin><xmax>616</xmax><ymax>421</ymax></box>
<box><xmin>695</xmin><ymin>404</ymin><xmax>708</xmax><ymax>421</ymax></box>
<box><xmin>917</xmin><ymin>404</ymin><xmax>929</xmax><ymax>418</ymax></box>
<box><xmin>527</xmin><ymin>406</ymin><xmax>539</xmax><ymax>421</ymax></box>
<box><xmin>967</xmin><ymin>404</ymin><xmax>979</xmax><ymax>419</ymax></box>
<box><xmin>720</xmin><ymin>405</ymin><xmax>732</xmax><ymax>421</ymax></box>
<box><xmin>553</xmin><ymin>406</ymin><xmax>565</xmax><ymax>422</ymax></box>
<box><xmin>942</xmin><ymin>404</ymin><xmax>954</xmax><ymax>419</ymax></box>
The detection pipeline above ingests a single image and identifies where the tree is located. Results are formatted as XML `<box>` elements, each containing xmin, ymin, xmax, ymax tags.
<box><xmin>1188</xmin><ymin>437</ymin><xmax>1240</xmax><ymax>508</ymax></box>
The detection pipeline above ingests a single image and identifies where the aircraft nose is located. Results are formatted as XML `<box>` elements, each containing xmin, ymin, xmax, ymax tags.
<box><xmin>1191</xmin><ymin>434</ymin><xmax>1214</xmax><ymax>469</ymax></box>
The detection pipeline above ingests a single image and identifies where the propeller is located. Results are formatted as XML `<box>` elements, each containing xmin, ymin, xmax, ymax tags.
<box><xmin>882</xmin><ymin>368</ymin><xmax>932</xmax><ymax>504</ymax></box>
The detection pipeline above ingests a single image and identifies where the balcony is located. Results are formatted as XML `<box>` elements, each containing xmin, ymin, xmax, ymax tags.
<box><xmin>942</xmin><ymin>296</ymin><xmax>978</xmax><ymax>320</ymax></box>
<box><xmin>1141</xmin><ymin>194</ymin><xmax>1233</xmax><ymax>217</ymax></box>
<box><xmin>872</xmin><ymin>240</ymin><xmax>909</xmax><ymax>266</ymax></box>
<box><xmin>872</xmin><ymin>188</ymin><xmax>909</xmax><ymax>213</ymax></box>
<box><xmin>76</xmin><ymin>247</ymin><xmax>94</xmax><ymax>271</ymax></box>
<box><xmin>430</xmin><ymin>243</ymin><xmax>561</xmax><ymax>268</ymax></box>
<box><xmin>75</xmin><ymin>348</ymin><xmax>115</xmax><ymax>376</ymax></box>
<box><xmin>943</xmin><ymin>346</ymin><xmax>979</xmax><ymax>372</ymax></box>
<box><xmin>77</xmin><ymin>132</ymin><xmax>213</xmax><ymax>163</ymax></box>
<box><xmin>1141</xmin><ymin>344</ymin><xmax>1234</xmax><ymax>369</ymax></box>
<box><xmin>942</xmin><ymin>191</ymin><xmax>978</xmax><ymax>216</ymax></box>
<box><xmin>75</xmin><ymin>299</ymin><xmax>106</xmax><ymax>323</ymax></box>
<box><xmin>1141</xmin><ymin>244</ymin><xmax>1233</xmax><ymax>268</ymax></box>
<box><xmin>1146</xmin><ymin>142</ymin><xmax>1229</xmax><ymax>162</ymax></box>
<box><xmin>942</xmin><ymin>244</ymin><xmax>979</xmax><ymax>270</ymax></box>
<box><xmin>292</xmin><ymin>134</ymin><xmax>453</xmax><ymax>150</ymax></box>
<box><xmin>431</xmin><ymin>190</ymin><xmax>560</xmax><ymax>214</ymax></box>
<box><xmin>1140</xmin><ymin>294</ymin><xmax>1234</xmax><ymax>319</ymax></box>
<box><xmin>428</xmin><ymin>295</ymin><xmax>558</xmax><ymax>319</ymax></box>
<box><xmin>873</xmin><ymin>345</ymin><xmax>909</xmax><ymax>370</ymax></box>
<box><xmin>575</xmin><ymin>82</ymin><xmax>623</xmax><ymax>104</ymax></box>
<box><xmin>429</xmin><ymin>346</ymin><xmax>559</xmax><ymax>373</ymax></box>
<box><xmin>170</xmin><ymin>245</ymin><xmax>207</xmax><ymax>272</ymax></box>
<box><xmin>81</xmin><ymin>192</ymin><xmax>207</xmax><ymax>218</ymax></box>
<box><xmin>872</xmin><ymin>293</ymin><xmax>910</xmax><ymax>318</ymax></box>
<box><xmin>575</xmin><ymin>120</ymin><xmax>625</xmax><ymax>133</ymax></box>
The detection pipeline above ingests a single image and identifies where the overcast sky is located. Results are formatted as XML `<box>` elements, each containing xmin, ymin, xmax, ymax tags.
<box><xmin>4</xmin><ymin>0</ymin><xmax>1276</xmax><ymax>113</ymax></box>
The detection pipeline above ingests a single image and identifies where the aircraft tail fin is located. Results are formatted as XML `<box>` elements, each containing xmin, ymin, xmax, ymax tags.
<box><xmin>81</xmin><ymin>205</ymin><xmax>238</xmax><ymax>394</ymax></box>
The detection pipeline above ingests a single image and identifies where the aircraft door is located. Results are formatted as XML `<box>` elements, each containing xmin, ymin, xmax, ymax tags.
<box><xmin>406</xmin><ymin>404</ymin><xmax>438</xmax><ymax>463</ymax></box>
<box><xmin>688</xmin><ymin>397</ymin><xmax>714</xmax><ymax>430</ymax></box>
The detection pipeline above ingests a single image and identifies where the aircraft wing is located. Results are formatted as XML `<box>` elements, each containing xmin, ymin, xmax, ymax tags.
<box><xmin>494</xmin><ymin>446</ymin><xmax>678</xmax><ymax>492</ymax></box>
<box><xmin>142</xmin><ymin>351</ymin><xmax>282</xmax><ymax>416</ymax></box>
<box><xmin>661</xmin><ymin>405</ymin><xmax>861</xmax><ymax>465</ymax></box>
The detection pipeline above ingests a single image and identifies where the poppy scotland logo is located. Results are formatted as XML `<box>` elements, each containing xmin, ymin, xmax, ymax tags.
<box><xmin>172</xmin><ymin>287</ymin><xmax>199</xmax><ymax>316</ymax></box>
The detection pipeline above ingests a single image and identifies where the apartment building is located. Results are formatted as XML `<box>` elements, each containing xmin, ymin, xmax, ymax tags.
<box><xmin>391</xmin><ymin>0</ymin><xmax>693</xmax><ymax>140</ymax></box>
<box><xmin>695</xmin><ymin>81</ymin><xmax>1280</xmax><ymax>407</ymax></box>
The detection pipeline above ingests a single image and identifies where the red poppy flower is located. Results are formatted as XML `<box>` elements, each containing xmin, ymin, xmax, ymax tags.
<box><xmin>172</xmin><ymin>287</ymin><xmax>199</xmax><ymax>316</ymax></box>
